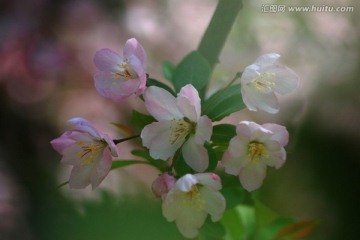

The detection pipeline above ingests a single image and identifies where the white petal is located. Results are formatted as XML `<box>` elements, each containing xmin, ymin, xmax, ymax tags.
<box><xmin>266</xmin><ymin>146</ymin><xmax>286</xmax><ymax>169</ymax></box>
<box><xmin>68</xmin><ymin>118</ymin><xmax>101</xmax><ymax>138</ymax></box>
<box><xmin>227</xmin><ymin>136</ymin><xmax>248</xmax><ymax>158</ymax></box>
<box><xmin>141</xmin><ymin>121</ymin><xmax>183</xmax><ymax>160</ymax></box>
<box><xmin>194</xmin><ymin>173</ymin><xmax>222</xmax><ymax>190</ymax></box>
<box><xmin>262</xmin><ymin>123</ymin><xmax>289</xmax><ymax>146</ymax></box>
<box><xmin>176</xmin><ymin>174</ymin><xmax>198</xmax><ymax>192</ymax></box>
<box><xmin>68</xmin><ymin>163</ymin><xmax>97</xmax><ymax>189</ymax></box>
<box><xmin>175</xmin><ymin>207</ymin><xmax>207</xmax><ymax>239</ymax></box>
<box><xmin>177</xmin><ymin>84</ymin><xmax>201</xmax><ymax>121</ymax></box>
<box><xmin>240</xmin><ymin>65</ymin><xmax>260</xmax><ymax>85</ymax></box>
<box><xmin>144</xmin><ymin>86</ymin><xmax>182</xmax><ymax>121</ymax></box>
<box><xmin>254</xmin><ymin>53</ymin><xmax>280</xmax><ymax>67</ymax></box>
<box><xmin>263</xmin><ymin>65</ymin><xmax>299</xmax><ymax>95</ymax></box>
<box><xmin>200</xmin><ymin>186</ymin><xmax>226</xmax><ymax>222</ymax></box>
<box><xmin>182</xmin><ymin>136</ymin><xmax>209</xmax><ymax>172</ymax></box>
<box><xmin>194</xmin><ymin>116</ymin><xmax>212</xmax><ymax>144</ymax></box>
<box><xmin>221</xmin><ymin>151</ymin><xmax>248</xmax><ymax>176</ymax></box>
<box><xmin>245</xmin><ymin>83</ymin><xmax>280</xmax><ymax>113</ymax></box>
<box><xmin>239</xmin><ymin>163</ymin><xmax>267</xmax><ymax>191</ymax></box>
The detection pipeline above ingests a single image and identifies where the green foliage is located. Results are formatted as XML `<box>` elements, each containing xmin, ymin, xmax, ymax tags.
<box><xmin>211</xmin><ymin>124</ymin><xmax>236</xmax><ymax>146</ymax></box>
<box><xmin>198</xmin><ymin>217</ymin><xmax>226</xmax><ymax>240</ymax></box>
<box><xmin>205</xmin><ymin>142</ymin><xmax>218</xmax><ymax>172</ymax></box>
<box><xmin>130</xmin><ymin>110</ymin><xmax>156</xmax><ymax>130</ymax></box>
<box><xmin>173</xmin><ymin>149</ymin><xmax>192</xmax><ymax>177</ymax></box>
<box><xmin>131</xmin><ymin>149</ymin><xmax>167</xmax><ymax>171</ymax></box>
<box><xmin>198</xmin><ymin>0</ymin><xmax>243</xmax><ymax>70</ymax></box>
<box><xmin>171</xmin><ymin>51</ymin><xmax>211</xmax><ymax>96</ymax></box>
<box><xmin>147</xmin><ymin>78</ymin><xmax>176</xmax><ymax>96</ymax></box>
<box><xmin>111</xmin><ymin>160</ymin><xmax>151</xmax><ymax>170</ymax></box>
<box><xmin>202</xmin><ymin>84</ymin><xmax>245</xmax><ymax>121</ymax></box>
<box><xmin>162</xmin><ymin>61</ymin><xmax>175</xmax><ymax>82</ymax></box>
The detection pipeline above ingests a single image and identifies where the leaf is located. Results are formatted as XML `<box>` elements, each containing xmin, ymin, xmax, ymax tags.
<box><xmin>111</xmin><ymin>160</ymin><xmax>151</xmax><ymax>170</ymax></box>
<box><xmin>221</xmin><ymin>186</ymin><xmax>245</xmax><ymax>209</ymax></box>
<box><xmin>172</xmin><ymin>51</ymin><xmax>211</xmax><ymax>95</ymax></box>
<box><xmin>211</xmin><ymin>124</ymin><xmax>236</xmax><ymax>146</ymax></box>
<box><xmin>130</xmin><ymin>110</ymin><xmax>156</xmax><ymax>130</ymax></box>
<box><xmin>202</xmin><ymin>84</ymin><xmax>245</xmax><ymax>121</ymax></box>
<box><xmin>162</xmin><ymin>61</ymin><xmax>175</xmax><ymax>82</ymax></box>
<box><xmin>254</xmin><ymin>199</ymin><xmax>280</xmax><ymax>227</ymax></box>
<box><xmin>131</xmin><ymin>149</ymin><xmax>167</xmax><ymax>171</ymax></box>
<box><xmin>198</xmin><ymin>0</ymin><xmax>243</xmax><ymax>70</ymax></box>
<box><xmin>275</xmin><ymin>220</ymin><xmax>318</xmax><ymax>239</ymax></box>
<box><xmin>198</xmin><ymin>217</ymin><xmax>226</xmax><ymax>240</ymax></box>
<box><xmin>173</xmin><ymin>150</ymin><xmax>192</xmax><ymax>177</ymax></box>
<box><xmin>146</xmin><ymin>78</ymin><xmax>176</xmax><ymax>96</ymax></box>
<box><xmin>256</xmin><ymin>218</ymin><xmax>295</xmax><ymax>240</ymax></box>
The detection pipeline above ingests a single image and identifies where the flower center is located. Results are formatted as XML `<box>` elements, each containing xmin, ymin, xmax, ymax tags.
<box><xmin>248</xmin><ymin>141</ymin><xmax>268</xmax><ymax>163</ymax></box>
<box><xmin>180</xmin><ymin>185</ymin><xmax>204</xmax><ymax>211</ymax></box>
<box><xmin>169</xmin><ymin>118</ymin><xmax>194</xmax><ymax>145</ymax></box>
<box><xmin>77</xmin><ymin>141</ymin><xmax>106</xmax><ymax>167</ymax></box>
<box><xmin>253</xmin><ymin>72</ymin><xmax>276</xmax><ymax>92</ymax></box>
<box><xmin>113</xmin><ymin>59</ymin><xmax>138</xmax><ymax>81</ymax></box>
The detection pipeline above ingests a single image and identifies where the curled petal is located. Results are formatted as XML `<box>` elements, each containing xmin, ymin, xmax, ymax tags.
<box><xmin>182</xmin><ymin>136</ymin><xmax>208</xmax><ymax>172</ymax></box>
<box><xmin>262</xmin><ymin>123</ymin><xmax>289</xmax><ymax>146</ymax></box>
<box><xmin>177</xmin><ymin>84</ymin><xmax>201</xmax><ymax>121</ymax></box>
<box><xmin>194</xmin><ymin>173</ymin><xmax>222</xmax><ymax>191</ymax></box>
<box><xmin>102</xmin><ymin>133</ymin><xmax>118</xmax><ymax>157</ymax></box>
<box><xmin>68</xmin><ymin>118</ymin><xmax>101</xmax><ymax>138</ymax></box>
<box><xmin>176</xmin><ymin>174</ymin><xmax>198</xmax><ymax>192</ymax></box>
<box><xmin>254</xmin><ymin>53</ymin><xmax>280</xmax><ymax>67</ymax></box>
<box><xmin>144</xmin><ymin>86</ymin><xmax>182</xmax><ymax>121</ymax></box>
<box><xmin>266</xmin><ymin>147</ymin><xmax>286</xmax><ymax>169</ymax></box>
<box><xmin>124</xmin><ymin>38</ymin><xmax>147</xmax><ymax>69</ymax></box>
<box><xmin>239</xmin><ymin>163</ymin><xmax>267</xmax><ymax>191</ymax></box>
<box><xmin>93</xmin><ymin>48</ymin><xmax>124</xmax><ymax>71</ymax></box>
<box><xmin>50</xmin><ymin>132</ymin><xmax>76</xmax><ymax>154</ymax></box>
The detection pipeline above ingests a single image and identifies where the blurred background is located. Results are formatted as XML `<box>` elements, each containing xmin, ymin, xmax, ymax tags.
<box><xmin>0</xmin><ymin>0</ymin><xmax>359</xmax><ymax>239</ymax></box>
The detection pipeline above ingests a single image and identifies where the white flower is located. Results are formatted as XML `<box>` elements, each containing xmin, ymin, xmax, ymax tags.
<box><xmin>240</xmin><ymin>53</ymin><xmax>299</xmax><ymax>114</ymax></box>
<box><xmin>141</xmin><ymin>84</ymin><xmax>212</xmax><ymax>172</ymax></box>
<box><xmin>162</xmin><ymin>173</ymin><xmax>225</xmax><ymax>238</ymax></box>
<box><xmin>221</xmin><ymin>121</ymin><xmax>289</xmax><ymax>191</ymax></box>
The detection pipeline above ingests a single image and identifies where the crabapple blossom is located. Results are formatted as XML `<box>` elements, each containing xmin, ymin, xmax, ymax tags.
<box><xmin>50</xmin><ymin>118</ymin><xmax>118</xmax><ymax>189</ymax></box>
<box><xmin>152</xmin><ymin>173</ymin><xmax>176</xmax><ymax>199</ymax></box>
<box><xmin>141</xmin><ymin>84</ymin><xmax>212</xmax><ymax>172</ymax></box>
<box><xmin>162</xmin><ymin>173</ymin><xmax>225</xmax><ymax>238</ymax></box>
<box><xmin>240</xmin><ymin>53</ymin><xmax>299</xmax><ymax>113</ymax></box>
<box><xmin>93</xmin><ymin>38</ymin><xmax>147</xmax><ymax>101</ymax></box>
<box><xmin>221</xmin><ymin>121</ymin><xmax>289</xmax><ymax>191</ymax></box>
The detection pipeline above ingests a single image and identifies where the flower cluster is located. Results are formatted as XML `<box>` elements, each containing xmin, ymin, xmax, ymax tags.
<box><xmin>51</xmin><ymin>38</ymin><xmax>298</xmax><ymax>238</ymax></box>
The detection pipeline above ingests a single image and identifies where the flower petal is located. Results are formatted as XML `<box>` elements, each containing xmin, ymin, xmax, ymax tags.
<box><xmin>123</xmin><ymin>38</ymin><xmax>147</xmax><ymax>69</ymax></box>
<box><xmin>262</xmin><ymin>123</ymin><xmax>289</xmax><ymax>146</ymax></box>
<box><xmin>182</xmin><ymin>136</ymin><xmax>209</xmax><ymax>172</ymax></box>
<box><xmin>50</xmin><ymin>132</ymin><xmax>76</xmax><ymax>154</ymax></box>
<box><xmin>90</xmin><ymin>148</ymin><xmax>113</xmax><ymax>189</ymax></box>
<box><xmin>176</xmin><ymin>174</ymin><xmax>198</xmax><ymax>192</ymax></box>
<box><xmin>194</xmin><ymin>116</ymin><xmax>212</xmax><ymax>144</ymax></box>
<box><xmin>68</xmin><ymin>118</ymin><xmax>101</xmax><ymax>138</ymax></box>
<box><xmin>68</xmin><ymin>163</ymin><xmax>97</xmax><ymax>189</ymax></box>
<box><xmin>194</xmin><ymin>173</ymin><xmax>222</xmax><ymax>191</ymax></box>
<box><xmin>102</xmin><ymin>133</ymin><xmax>118</xmax><ymax>157</ymax></box>
<box><xmin>177</xmin><ymin>84</ymin><xmax>201</xmax><ymax>122</ymax></box>
<box><xmin>221</xmin><ymin>151</ymin><xmax>248</xmax><ymax>176</ymax></box>
<box><xmin>174</xmin><ymin>205</ymin><xmax>207</xmax><ymax>239</ymax></box>
<box><xmin>254</xmin><ymin>53</ymin><xmax>280</xmax><ymax>68</ymax></box>
<box><xmin>227</xmin><ymin>135</ymin><xmax>248</xmax><ymax>158</ymax></box>
<box><xmin>239</xmin><ymin>163</ymin><xmax>267</xmax><ymax>191</ymax></box>
<box><xmin>266</xmin><ymin>147</ymin><xmax>286</xmax><ymax>169</ymax></box>
<box><xmin>241</xmin><ymin>84</ymin><xmax>279</xmax><ymax>113</ymax></box>
<box><xmin>263</xmin><ymin>65</ymin><xmax>299</xmax><ymax>95</ymax></box>
<box><xmin>200</xmin><ymin>186</ymin><xmax>225</xmax><ymax>221</ymax></box>
<box><xmin>94</xmin><ymin>48</ymin><xmax>124</xmax><ymax>71</ymax></box>
<box><xmin>94</xmin><ymin>71</ymin><xmax>140</xmax><ymax>101</ymax></box>
<box><xmin>141</xmin><ymin>121</ymin><xmax>183</xmax><ymax>160</ymax></box>
<box><xmin>144</xmin><ymin>86</ymin><xmax>182</xmax><ymax>121</ymax></box>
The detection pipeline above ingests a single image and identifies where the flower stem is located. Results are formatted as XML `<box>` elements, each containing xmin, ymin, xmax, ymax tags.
<box><xmin>113</xmin><ymin>135</ymin><xmax>140</xmax><ymax>145</ymax></box>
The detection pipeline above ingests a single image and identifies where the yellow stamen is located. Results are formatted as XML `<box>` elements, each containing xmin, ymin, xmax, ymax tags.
<box><xmin>180</xmin><ymin>185</ymin><xmax>204</xmax><ymax>211</ymax></box>
<box><xmin>112</xmin><ymin>59</ymin><xmax>138</xmax><ymax>81</ymax></box>
<box><xmin>169</xmin><ymin>118</ymin><xmax>194</xmax><ymax>145</ymax></box>
<box><xmin>253</xmin><ymin>72</ymin><xmax>276</xmax><ymax>92</ymax></box>
<box><xmin>77</xmin><ymin>141</ymin><xmax>106</xmax><ymax>167</ymax></box>
<box><xmin>248</xmin><ymin>141</ymin><xmax>268</xmax><ymax>163</ymax></box>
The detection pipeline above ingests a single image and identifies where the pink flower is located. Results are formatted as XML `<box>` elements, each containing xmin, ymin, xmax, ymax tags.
<box><xmin>162</xmin><ymin>173</ymin><xmax>225</xmax><ymax>238</ymax></box>
<box><xmin>141</xmin><ymin>84</ymin><xmax>212</xmax><ymax>172</ymax></box>
<box><xmin>93</xmin><ymin>38</ymin><xmax>147</xmax><ymax>101</ymax></box>
<box><xmin>50</xmin><ymin>118</ymin><xmax>118</xmax><ymax>189</ymax></box>
<box><xmin>221</xmin><ymin>121</ymin><xmax>289</xmax><ymax>191</ymax></box>
<box><xmin>152</xmin><ymin>173</ymin><xmax>176</xmax><ymax>199</ymax></box>
<box><xmin>240</xmin><ymin>53</ymin><xmax>299</xmax><ymax>113</ymax></box>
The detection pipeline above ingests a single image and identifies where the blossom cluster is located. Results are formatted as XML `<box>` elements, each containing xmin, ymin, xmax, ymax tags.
<box><xmin>51</xmin><ymin>38</ymin><xmax>298</xmax><ymax>238</ymax></box>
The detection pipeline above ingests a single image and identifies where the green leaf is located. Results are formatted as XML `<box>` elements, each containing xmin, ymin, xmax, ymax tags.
<box><xmin>198</xmin><ymin>0</ymin><xmax>243</xmax><ymax>70</ymax></box>
<box><xmin>205</xmin><ymin>142</ymin><xmax>218</xmax><ymax>172</ymax></box>
<box><xmin>254</xmin><ymin>199</ymin><xmax>280</xmax><ymax>227</ymax></box>
<box><xmin>162</xmin><ymin>61</ymin><xmax>175</xmax><ymax>82</ymax></box>
<box><xmin>130</xmin><ymin>110</ymin><xmax>156</xmax><ymax>129</ymax></box>
<box><xmin>202</xmin><ymin>84</ymin><xmax>245</xmax><ymax>121</ymax></box>
<box><xmin>131</xmin><ymin>149</ymin><xmax>167</xmax><ymax>171</ymax></box>
<box><xmin>111</xmin><ymin>160</ymin><xmax>151</xmax><ymax>170</ymax></box>
<box><xmin>147</xmin><ymin>78</ymin><xmax>176</xmax><ymax>96</ymax></box>
<box><xmin>221</xmin><ymin>186</ymin><xmax>245</xmax><ymax>209</ymax></box>
<box><xmin>256</xmin><ymin>218</ymin><xmax>295</xmax><ymax>240</ymax></box>
<box><xmin>198</xmin><ymin>217</ymin><xmax>226</xmax><ymax>240</ymax></box>
<box><xmin>211</xmin><ymin>124</ymin><xmax>236</xmax><ymax>146</ymax></box>
<box><xmin>172</xmin><ymin>51</ymin><xmax>211</xmax><ymax>95</ymax></box>
<box><xmin>173</xmin><ymin>150</ymin><xmax>192</xmax><ymax>177</ymax></box>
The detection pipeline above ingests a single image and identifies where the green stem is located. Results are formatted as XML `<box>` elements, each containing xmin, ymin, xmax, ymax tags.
<box><xmin>113</xmin><ymin>135</ymin><xmax>140</xmax><ymax>145</ymax></box>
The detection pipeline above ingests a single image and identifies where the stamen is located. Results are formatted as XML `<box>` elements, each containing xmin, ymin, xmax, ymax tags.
<box><xmin>169</xmin><ymin>118</ymin><xmax>194</xmax><ymax>145</ymax></box>
<box><xmin>248</xmin><ymin>141</ymin><xmax>268</xmax><ymax>163</ymax></box>
<box><xmin>77</xmin><ymin>141</ymin><xmax>106</xmax><ymax>167</ymax></box>
<box><xmin>180</xmin><ymin>185</ymin><xmax>204</xmax><ymax>211</ymax></box>
<box><xmin>112</xmin><ymin>59</ymin><xmax>138</xmax><ymax>81</ymax></box>
<box><xmin>253</xmin><ymin>72</ymin><xmax>276</xmax><ymax>92</ymax></box>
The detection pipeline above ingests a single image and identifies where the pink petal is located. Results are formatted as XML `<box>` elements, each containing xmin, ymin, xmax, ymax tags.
<box><xmin>91</xmin><ymin>148</ymin><xmax>113</xmax><ymax>189</ymax></box>
<box><xmin>239</xmin><ymin>163</ymin><xmax>267</xmax><ymax>191</ymax></box>
<box><xmin>94</xmin><ymin>48</ymin><xmax>124</xmax><ymax>71</ymax></box>
<box><xmin>94</xmin><ymin>71</ymin><xmax>141</xmax><ymax>101</ymax></box>
<box><xmin>123</xmin><ymin>38</ymin><xmax>147</xmax><ymax>69</ymax></box>
<box><xmin>152</xmin><ymin>173</ymin><xmax>176</xmax><ymax>198</ymax></box>
<box><xmin>262</xmin><ymin>123</ymin><xmax>289</xmax><ymax>146</ymax></box>
<box><xmin>194</xmin><ymin>173</ymin><xmax>222</xmax><ymax>191</ymax></box>
<box><xmin>102</xmin><ymin>133</ymin><xmax>118</xmax><ymax>157</ymax></box>
<box><xmin>144</xmin><ymin>86</ymin><xmax>182</xmax><ymax>121</ymax></box>
<box><xmin>141</xmin><ymin>121</ymin><xmax>183</xmax><ymax>160</ymax></box>
<box><xmin>182</xmin><ymin>136</ymin><xmax>208</xmax><ymax>172</ymax></box>
<box><xmin>68</xmin><ymin>118</ymin><xmax>101</xmax><ymax>138</ymax></box>
<box><xmin>194</xmin><ymin>116</ymin><xmax>212</xmax><ymax>144</ymax></box>
<box><xmin>50</xmin><ymin>132</ymin><xmax>76</xmax><ymax>154</ymax></box>
<box><xmin>221</xmin><ymin>151</ymin><xmax>247</xmax><ymax>176</ymax></box>
<box><xmin>227</xmin><ymin>135</ymin><xmax>248</xmax><ymax>158</ymax></box>
<box><xmin>68</xmin><ymin>163</ymin><xmax>97</xmax><ymax>189</ymax></box>
<box><xmin>177</xmin><ymin>84</ymin><xmax>201</xmax><ymax>122</ymax></box>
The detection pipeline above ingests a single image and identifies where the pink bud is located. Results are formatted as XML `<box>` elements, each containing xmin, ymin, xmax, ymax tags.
<box><xmin>151</xmin><ymin>173</ymin><xmax>176</xmax><ymax>199</ymax></box>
